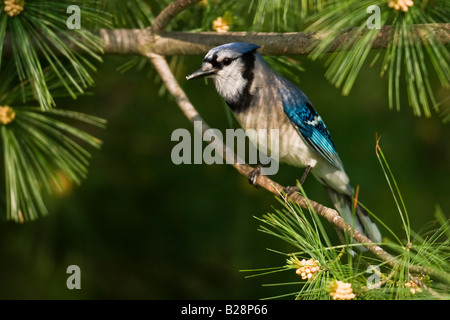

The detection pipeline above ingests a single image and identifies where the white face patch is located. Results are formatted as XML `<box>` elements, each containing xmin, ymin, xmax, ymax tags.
<box><xmin>202</xmin><ymin>46</ymin><xmax>255</xmax><ymax>108</ymax></box>
<box><xmin>213</xmin><ymin>59</ymin><xmax>247</xmax><ymax>104</ymax></box>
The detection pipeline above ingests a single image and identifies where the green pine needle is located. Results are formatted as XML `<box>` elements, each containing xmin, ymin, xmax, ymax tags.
<box><xmin>102</xmin><ymin>0</ymin><xmax>154</xmax><ymax>28</ymax></box>
<box><xmin>0</xmin><ymin>64</ymin><xmax>106</xmax><ymax>222</ymax></box>
<box><xmin>243</xmin><ymin>149</ymin><xmax>449</xmax><ymax>300</ymax></box>
<box><xmin>1</xmin><ymin>107</ymin><xmax>106</xmax><ymax>222</ymax></box>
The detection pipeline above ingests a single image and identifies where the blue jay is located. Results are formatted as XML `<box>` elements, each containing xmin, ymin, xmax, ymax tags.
<box><xmin>186</xmin><ymin>42</ymin><xmax>381</xmax><ymax>244</ymax></box>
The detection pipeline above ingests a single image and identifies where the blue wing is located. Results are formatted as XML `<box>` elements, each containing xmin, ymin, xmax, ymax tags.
<box><xmin>277</xmin><ymin>79</ymin><xmax>344</xmax><ymax>171</ymax></box>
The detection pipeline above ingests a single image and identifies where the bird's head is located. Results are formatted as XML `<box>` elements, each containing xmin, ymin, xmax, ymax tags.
<box><xmin>186</xmin><ymin>42</ymin><xmax>260</xmax><ymax>81</ymax></box>
<box><xmin>186</xmin><ymin>42</ymin><xmax>261</xmax><ymax>105</ymax></box>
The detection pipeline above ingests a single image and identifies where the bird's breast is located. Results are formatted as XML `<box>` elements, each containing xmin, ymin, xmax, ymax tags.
<box><xmin>233</xmin><ymin>92</ymin><xmax>316</xmax><ymax>169</ymax></box>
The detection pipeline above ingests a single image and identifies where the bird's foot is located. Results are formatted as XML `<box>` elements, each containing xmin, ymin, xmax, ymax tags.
<box><xmin>248</xmin><ymin>164</ymin><xmax>262</xmax><ymax>187</ymax></box>
<box><xmin>282</xmin><ymin>165</ymin><xmax>313</xmax><ymax>198</ymax></box>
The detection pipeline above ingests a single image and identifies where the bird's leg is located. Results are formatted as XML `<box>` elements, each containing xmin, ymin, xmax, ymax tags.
<box><xmin>299</xmin><ymin>164</ymin><xmax>312</xmax><ymax>185</ymax></box>
<box><xmin>283</xmin><ymin>165</ymin><xmax>312</xmax><ymax>196</ymax></box>
<box><xmin>248</xmin><ymin>164</ymin><xmax>262</xmax><ymax>187</ymax></box>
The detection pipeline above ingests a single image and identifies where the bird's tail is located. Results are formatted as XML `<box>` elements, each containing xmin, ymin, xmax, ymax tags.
<box><xmin>325</xmin><ymin>187</ymin><xmax>382</xmax><ymax>246</ymax></box>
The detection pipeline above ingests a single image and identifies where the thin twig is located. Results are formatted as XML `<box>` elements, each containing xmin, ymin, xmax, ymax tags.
<box><xmin>150</xmin><ymin>0</ymin><xmax>202</xmax><ymax>34</ymax></box>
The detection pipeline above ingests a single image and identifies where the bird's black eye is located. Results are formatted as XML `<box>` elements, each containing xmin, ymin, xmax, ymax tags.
<box><xmin>222</xmin><ymin>58</ymin><xmax>233</xmax><ymax>66</ymax></box>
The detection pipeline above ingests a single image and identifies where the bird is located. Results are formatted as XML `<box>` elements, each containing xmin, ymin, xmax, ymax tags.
<box><xmin>186</xmin><ymin>42</ymin><xmax>381</xmax><ymax>245</ymax></box>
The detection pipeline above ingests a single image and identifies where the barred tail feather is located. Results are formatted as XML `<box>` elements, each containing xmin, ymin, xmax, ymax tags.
<box><xmin>326</xmin><ymin>187</ymin><xmax>382</xmax><ymax>245</ymax></box>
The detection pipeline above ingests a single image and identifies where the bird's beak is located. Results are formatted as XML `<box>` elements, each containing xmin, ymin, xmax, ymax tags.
<box><xmin>186</xmin><ymin>64</ymin><xmax>215</xmax><ymax>81</ymax></box>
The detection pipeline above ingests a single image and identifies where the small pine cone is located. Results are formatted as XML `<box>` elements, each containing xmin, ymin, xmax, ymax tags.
<box><xmin>4</xmin><ymin>0</ymin><xmax>25</xmax><ymax>17</ymax></box>
<box><xmin>293</xmin><ymin>258</ymin><xmax>320</xmax><ymax>280</ymax></box>
<box><xmin>388</xmin><ymin>0</ymin><xmax>414</xmax><ymax>12</ymax></box>
<box><xmin>328</xmin><ymin>280</ymin><xmax>356</xmax><ymax>300</ymax></box>
<box><xmin>212</xmin><ymin>17</ymin><xmax>230</xmax><ymax>33</ymax></box>
<box><xmin>0</xmin><ymin>105</ymin><xmax>16</xmax><ymax>125</ymax></box>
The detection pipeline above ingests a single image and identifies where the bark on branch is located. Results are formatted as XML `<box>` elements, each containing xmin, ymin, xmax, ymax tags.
<box><xmin>2</xmin><ymin>0</ymin><xmax>445</xmax><ymax>282</ymax></box>
<box><xmin>146</xmin><ymin>23</ymin><xmax>450</xmax><ymax>56</ymax></box>
<box><xmin>150</xmin><ymin>0</ymin><xmax>202</xmax><ymax>34</ymax></box>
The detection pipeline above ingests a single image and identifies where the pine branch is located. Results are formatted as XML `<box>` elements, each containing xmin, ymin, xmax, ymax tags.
<box><xmin>145</xmin><ymin>0</ymin><xmax>449</xmax><ymax>282</ymax></box>
<box><xmin>1</xmin><ymin>0</ymin><xmax>446</xmax><ymax>280</ymax></box>
<box><xmin>3</xmin><ymin>23</ymin><xmax>449</xmax><ymax>57</ymax></box>
<box><xmin>149</xmin><ymin>23</ymin><xmax>450</xmax><ymax>56</ymax></box>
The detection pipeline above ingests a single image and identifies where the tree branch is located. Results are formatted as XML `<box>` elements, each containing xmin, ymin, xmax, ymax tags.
<box><xmin>3</xmin><ymin>23</ymin><xmax>449</xmax><ymax>58</ymax></box>
<box><xmin>150</xmin><ymin>0</ymin><xmax>202</xmax><ymax>34</ymax></box>
<box><xmin>147</xmin><ymin>23</ymin><xmax>450</xmax><ymax>56</ymax></box>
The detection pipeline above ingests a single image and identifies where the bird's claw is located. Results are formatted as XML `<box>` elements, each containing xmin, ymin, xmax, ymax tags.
<box><xmin>248</xmin><ymin>165</ymin><xmax>262</xmax><ymax>187</ymax></box>
<box><xmin>283</xmin><ymin>185</ymin><xmax>299</xmax><ymax>196</ymax></box>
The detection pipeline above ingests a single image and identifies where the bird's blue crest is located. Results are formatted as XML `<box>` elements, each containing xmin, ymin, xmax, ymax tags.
<box><xmin>208</xmin><ymin>42</ymin><xmax>260</xmax><ymax>55</ymax></box>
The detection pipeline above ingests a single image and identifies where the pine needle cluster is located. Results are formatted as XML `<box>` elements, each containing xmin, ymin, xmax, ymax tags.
<box><xmin>243</xmin><ymin>146</ymin><xmax>449</xmax><ymax>300</ymax></box>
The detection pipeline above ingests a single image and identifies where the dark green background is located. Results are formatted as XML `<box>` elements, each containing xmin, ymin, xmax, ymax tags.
<box><xmin>0</xmin><ymin>49</ymin><xmax>448</xmax><ymax>299</ymax></box>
